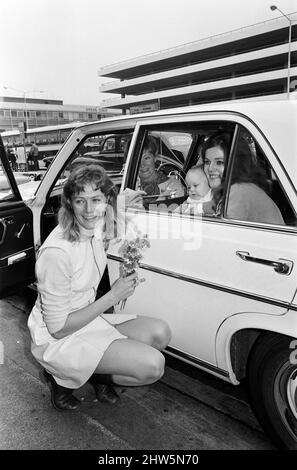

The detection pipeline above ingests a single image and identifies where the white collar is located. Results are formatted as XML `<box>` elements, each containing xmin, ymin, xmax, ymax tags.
<box><xmin>186</xmin><ymin>189</ymin><xmax>212</xmax><ymax>204</ymax></box>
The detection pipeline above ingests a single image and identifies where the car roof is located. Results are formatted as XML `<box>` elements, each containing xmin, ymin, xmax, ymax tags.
<box><xmin>76</xmin><ymin>101</ymin><xmax>296</xmax><ymax>180</ymax></box>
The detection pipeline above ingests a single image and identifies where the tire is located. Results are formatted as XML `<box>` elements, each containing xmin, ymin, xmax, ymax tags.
<box><xmin>247</xmin><ymin>332</ymin><xmax>297</xmax><ymax>449</ymax></box>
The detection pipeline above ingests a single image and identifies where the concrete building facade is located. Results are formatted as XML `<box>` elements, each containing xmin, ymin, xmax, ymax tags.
<box><xmin>98</xmin><ymin>13</ymin><xmax>297</xmax><ymax>113</ymax></box>
<box><xmin>0</xmin><ymin>96</ymin><xmax>120</xmax><ymax>132</ymax></box>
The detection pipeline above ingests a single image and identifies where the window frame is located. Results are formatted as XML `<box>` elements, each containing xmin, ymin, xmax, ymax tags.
<box><xmin>126</xmin><ymin>115</ymin><xmax>297</xmax><ymax>232</ymax></box>
<box><xmin>221</xmin><ymin>124</ymin><xmax>297</xmax><ymax>228</ymax></box>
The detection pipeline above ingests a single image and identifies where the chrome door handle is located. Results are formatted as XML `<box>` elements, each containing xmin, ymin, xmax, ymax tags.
<box><xmin>1</xmin><ymin>216</ymin><xmax>14</xmax><ymax>225</ymax></box>
<box><xmin>236</xmin><ymin>251</ymin><xmax>294</xmax><ymax>275</ymax></box>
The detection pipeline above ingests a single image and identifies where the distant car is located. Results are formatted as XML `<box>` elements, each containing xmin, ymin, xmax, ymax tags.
<box><xmin>42</xmin><ymin>133</ymin><xmax>132</xmax><ymax>173</ymax></box>
<box><xmin>1</xmin><ymin>101</ymin><xmax>297</xmax><ymax>450</ymax></box>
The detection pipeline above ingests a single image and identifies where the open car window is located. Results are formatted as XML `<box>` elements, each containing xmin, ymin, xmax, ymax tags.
<box><xmin>54</xmin><ymin>131</ymin><xmax>133</xmax><ymax>184</ymax></box>
<box><xmin>130</xmin><ymin>121</ymin><xmax>235</xmax><ymax>213</ymax></box>
<box><xmin>40</xmin><ymin>130</ymin><xmax>132</xmax><ymax>243</ymax></box>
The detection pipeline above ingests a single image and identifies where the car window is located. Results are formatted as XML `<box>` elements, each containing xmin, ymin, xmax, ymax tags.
<box><xmin>41</xmin><ymin>131</ymin><xmax>132</xmax><ymax>242</ymax></box>
<box><xmin>131</xmin><ymin>122</ymin><xmax>235</xmax><ymax>213</ymax></box>
<box><xmin>133</xmin><ymin>129</ymin><xmax>191</xmax><ymax>208</ymax></box>
<box><xmin>224</xmin><ymin>126</ymin><xmax>297</xmax><ymax>226</ymax></box>
<box><xmin>101</xmin><ymin>137</ymin><xmax>116</xmax><ymax>152</ymax></box>
<box><xmin>53</xmin><ymin>131</ymin><xmax>132</xmax><ymax>184</ymax></box>
<box><xmin>71</xmin><ymin>132</ymin><xmax>132</xmax><ymax>175</ymax></box>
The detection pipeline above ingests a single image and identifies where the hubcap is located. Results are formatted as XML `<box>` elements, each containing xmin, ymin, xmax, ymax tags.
<box><xmin>275</xmin><ymin>363</ymin><xmax>297</xmax><ymax>439</ymax></box>
<box><xmin>287</xmin><ymin>370</ymin><xmax>297</xmax><ymax>420</ymax></box>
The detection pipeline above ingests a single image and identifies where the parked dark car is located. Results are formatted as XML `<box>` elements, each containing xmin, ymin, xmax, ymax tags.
<box><xmin>42</xmin><ymin>133</ymin><xmax>131</xmax><ymax>173</ymax></box>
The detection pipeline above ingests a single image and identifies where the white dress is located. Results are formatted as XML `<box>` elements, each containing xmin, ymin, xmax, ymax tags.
<box><xmin>27</xmin><ymin>225</ymin><xmax>136</xmax><ymax>389</ymax></box>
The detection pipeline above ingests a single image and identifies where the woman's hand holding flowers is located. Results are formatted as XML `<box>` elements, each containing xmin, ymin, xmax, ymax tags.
<box><xmin>110</xmin><ymin>272</ymin><xmax>139</xmax><ymax>305</ymax></box>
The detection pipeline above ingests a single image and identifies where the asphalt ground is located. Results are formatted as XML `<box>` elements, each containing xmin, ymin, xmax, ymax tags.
<box><xmin>0</xmin><ymin>288</ymin><xmax>276</xmax><ymax>452</ymax></box>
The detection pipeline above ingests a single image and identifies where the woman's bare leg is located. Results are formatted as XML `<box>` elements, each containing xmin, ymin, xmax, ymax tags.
<box><xmin>94</xmin><ymin>338</ymin><xmax>165</xmax><ymax>386</ymax></box>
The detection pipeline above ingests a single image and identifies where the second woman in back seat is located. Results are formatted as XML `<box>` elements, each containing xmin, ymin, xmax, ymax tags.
<box><xmin>201</xmin><ymin>132</ymin><xmax>284</xmax><ymax>225</ymax></box>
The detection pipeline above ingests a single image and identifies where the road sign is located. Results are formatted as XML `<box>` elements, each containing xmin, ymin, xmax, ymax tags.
<box><xmin>130</xmin><ymin>102</ymin><xmax>159</xmax><ymax>114</ymax></box>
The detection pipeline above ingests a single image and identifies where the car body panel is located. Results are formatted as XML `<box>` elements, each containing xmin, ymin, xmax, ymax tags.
<box><xmin>215</xmin><ymin>308</ymin><xmax>297</xmax><ymax>384</ymax></box>
<box><xmin>107</xmin><ymin>209</ymin><xmax>296</xmax><ymax>368</ymax></box>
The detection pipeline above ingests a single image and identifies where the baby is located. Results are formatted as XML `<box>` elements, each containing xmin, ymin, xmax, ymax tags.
<box><xmin>178</xmin><ymin>166</ymin><xmax>214</xmax><ymax>215</ymax></box>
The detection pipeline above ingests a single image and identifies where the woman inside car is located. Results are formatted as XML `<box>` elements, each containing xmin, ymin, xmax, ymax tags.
<box><xmin>28</xmin><ymin>164</ymin><xmax>171</xmax><ymax>411</ymax></box>
<box><xmin>201</xmin><ymin>132</ymin><xmax>284</xmax><ymax>225</ymax></box>
<box><xmin>138</xmin><ymin>135</ymin><xmax>185</xmax><ymax>200</ymax></box>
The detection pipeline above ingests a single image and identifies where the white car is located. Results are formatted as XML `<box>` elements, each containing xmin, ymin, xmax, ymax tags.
<box><xmin>0</xmin><ymin>101</ymin><xmax>296</xmax><ymax>449</ymax></box>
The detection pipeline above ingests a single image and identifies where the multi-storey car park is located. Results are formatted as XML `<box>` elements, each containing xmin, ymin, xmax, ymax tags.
<box><xmin>98</xmin><ymin>12</ymin><xmax>297</xmax><ymax>114</ymax></box>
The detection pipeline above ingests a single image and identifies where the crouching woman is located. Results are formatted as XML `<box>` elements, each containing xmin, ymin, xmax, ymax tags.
<box><xmin>28</xmin><ymin>164</ymin><xmax>171</xmax><ymax>411</ymax></box>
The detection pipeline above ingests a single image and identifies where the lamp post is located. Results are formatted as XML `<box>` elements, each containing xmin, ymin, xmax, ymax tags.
<box><xmin>270</xmin><ymin>5</ymin><xmax>292</xmax><ymax>99</ymax></box>
<box><xmin>3</xmin><ymin>86</ymin><xmax>44</xmax><ymax>129</ymax></box>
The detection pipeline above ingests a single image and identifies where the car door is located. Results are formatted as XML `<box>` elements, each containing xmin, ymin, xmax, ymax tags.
<box><xmin>107</xmin><ymin>114</ymin><xmax>297</xmax><ymax>372</ymax></box>
<box><xmin>0</xmin><ymin>137</ymin><xmax>35</xmax><ymax>297</ymax></box>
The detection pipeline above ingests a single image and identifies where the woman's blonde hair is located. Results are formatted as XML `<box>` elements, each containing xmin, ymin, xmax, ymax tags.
<box><xmin>58</xmin><ymin>164</ymin><xmax>118</xmax><ymax>243</ymax></box>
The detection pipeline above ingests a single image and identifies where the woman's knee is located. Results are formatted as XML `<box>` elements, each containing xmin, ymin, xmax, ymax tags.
<box><xmin>136</xmin><ymin>349</ymin><xmax>165</xmax><ymax>384</ymax></box>
<box><xmin>151</xmin><ymin>319</ymin><xmax>171</xmax><ymax>350</ymax></box>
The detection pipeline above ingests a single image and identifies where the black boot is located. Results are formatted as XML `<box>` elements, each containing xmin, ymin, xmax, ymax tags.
<box><xmin>44</xmin><ymin>369</ymin><xmax>80</xmax><ymax>411</ymax></box>
<box><xmin>89</xmin><ymin>374</ymin><xmax>119</xmax><ymax>404</ymax></box>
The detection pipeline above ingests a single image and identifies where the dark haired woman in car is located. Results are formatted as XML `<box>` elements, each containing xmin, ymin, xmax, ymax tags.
<box><xmin>201</xmin><ymin>132</ymin><xmax>284</xmax><ymax>225</ymax></box>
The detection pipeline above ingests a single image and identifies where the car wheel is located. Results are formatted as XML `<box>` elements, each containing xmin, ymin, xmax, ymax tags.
<box><xmin>247</xmin><ymin>332</ymin><xmax>297</xmax><ymax>449</ymax></box>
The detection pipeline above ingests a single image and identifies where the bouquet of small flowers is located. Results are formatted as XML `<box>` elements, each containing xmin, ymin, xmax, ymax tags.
<box><xmin>118</xmin><ymin>226</ymin><xmax>150</xmax><ymax>310</ymax></box>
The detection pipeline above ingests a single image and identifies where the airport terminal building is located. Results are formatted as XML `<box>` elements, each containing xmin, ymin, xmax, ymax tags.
<box><xmin>98</xmin><ymin>13</ymin><xmax>297</xmax><ymax>114</ymax></box>
<box><xmin>0</xmin><ymin>96</ymin><xmax>120</xmax><ymax>132</ymax></box>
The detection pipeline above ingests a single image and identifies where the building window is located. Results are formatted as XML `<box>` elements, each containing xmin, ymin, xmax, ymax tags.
<box><xmin>59</xmin><ymin>112</ymin><xmax>63</xmax><ymax>118</ymax></box>
<box><xmin>11</xmin><ymin>111</ymin><xmax>17</xmax><ymax>117</ymax></box>
<box><xmin>17</xmin><ymin>111</ymin><xmax>24</xmax><ymax>118</ymax></box>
